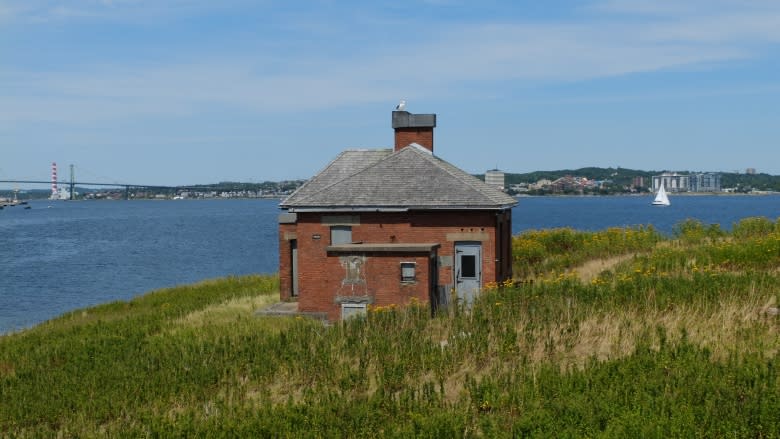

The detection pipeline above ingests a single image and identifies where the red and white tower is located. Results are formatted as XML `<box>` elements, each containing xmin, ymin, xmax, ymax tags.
<box><xmin>51</xmin><ymin>162</ymin><xmax>58</xmax><ymax>199</ymax></box>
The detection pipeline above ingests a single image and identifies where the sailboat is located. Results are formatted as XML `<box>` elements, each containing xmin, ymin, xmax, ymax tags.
<box><xmin>652</xmin><ymin>183</ymin><xmax>670</xmax><ymax>206</ymax></box>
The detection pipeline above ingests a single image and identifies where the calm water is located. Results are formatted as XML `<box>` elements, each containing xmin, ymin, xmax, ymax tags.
<box><xmin>1</xmin><ymin>199</ymin><xmax>280</xmax><ymax>333</ymax></box>
<box><xmin>514</xmin><ymin>195</ymin><xmax>780</xmax><ymax>234</ymax></box>
<box><xmin>2</xmin><ymin>195</ymin><xmax>779</xmax><ymax>333</ymax></box>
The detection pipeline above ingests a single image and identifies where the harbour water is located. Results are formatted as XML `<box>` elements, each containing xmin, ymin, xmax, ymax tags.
<box><xmin>2</xmin><ymin>195</ymin><xmax>779</xmax><ymax>333</ymax></box>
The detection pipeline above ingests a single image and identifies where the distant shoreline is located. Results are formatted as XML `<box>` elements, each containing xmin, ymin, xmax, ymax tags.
<box><xmin>13</xmin><ymin>193</ymin><xmax>780</xmax><ymax>203</ymax></box>
<box><xmin>515</xmin><ymin>192</ymin><xmax>780</xmax><ymax>198</ymax></box>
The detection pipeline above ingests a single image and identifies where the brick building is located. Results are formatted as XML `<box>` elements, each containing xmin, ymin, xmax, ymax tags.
<box><xmin>278</xmin><ymin>109</ymin><xmax>517</xmax><ymax>320</ymax></box>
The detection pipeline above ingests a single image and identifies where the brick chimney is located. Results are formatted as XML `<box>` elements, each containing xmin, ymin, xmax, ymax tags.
<box><xmin>392</xmin><ymin>110</ymin><xmax>437</xmax><ymax>153</ymax></box>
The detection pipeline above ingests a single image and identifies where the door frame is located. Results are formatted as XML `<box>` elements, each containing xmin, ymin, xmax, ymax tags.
<box><xmin>290</xmin><ymin>239</ymin><xmax>298</xmax><ymax>297</ymax></box>
<box><xmin>454</xmin><ymin>241</ymin><xmax>482</xmax><ymax>305</ymax></box>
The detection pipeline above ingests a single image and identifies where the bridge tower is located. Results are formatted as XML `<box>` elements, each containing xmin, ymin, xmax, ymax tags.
<box><xmin>69</xmin><ymin>164</ymin><xmax>75</xmax><ymax>200</ymax></box>
<box><xmin>51</xmin><ymin>162</ymin><xmax>58</xmax><ymax>199</ymax></box>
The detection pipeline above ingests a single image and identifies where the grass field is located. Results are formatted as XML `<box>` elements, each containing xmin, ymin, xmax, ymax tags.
<box><xmin>1</xmin><ymin>217</ymin><xmax>779</xmax><ymax>437</ymax></box>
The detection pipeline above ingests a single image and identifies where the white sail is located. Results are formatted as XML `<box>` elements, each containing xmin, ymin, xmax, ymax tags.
<box><xmin>652</xmin><ymin>183</ymin><xmax>670</xmax><ymax>206</ymax></box>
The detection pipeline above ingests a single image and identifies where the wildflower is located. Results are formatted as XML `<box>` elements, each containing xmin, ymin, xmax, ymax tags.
<box><xmin>483</xmin><ymin>281</ymin><xmax>499</xmax><ymax>292</ymax></box>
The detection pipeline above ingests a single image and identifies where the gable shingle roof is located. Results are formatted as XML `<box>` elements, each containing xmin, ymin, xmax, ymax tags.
<box><xmin>281</xmin><ymin>144</ymin><xmax>517</xmax><ymax>211</ymax></box>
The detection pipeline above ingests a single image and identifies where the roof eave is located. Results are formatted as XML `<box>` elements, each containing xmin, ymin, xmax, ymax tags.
<box><xmin>286</xmin><ymin>206</ymin><xmax>410</xmax><ymax>213</ymax></box>
<box><xmin>285</xmin><ymin>203</ymin><xmax>516</xmax><ymax>212</ymax></box>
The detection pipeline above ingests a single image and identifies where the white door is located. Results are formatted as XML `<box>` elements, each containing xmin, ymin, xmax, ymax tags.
<box><xmin>454</xmin><ymin>242</ymin><xmax>481</xmax><ymax>305</ymax></box>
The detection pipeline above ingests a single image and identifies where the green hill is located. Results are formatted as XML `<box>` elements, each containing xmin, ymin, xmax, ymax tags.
<box><xmin>1</xmin><ymin>218</ymin><xmax>779</xmax><ymax>436</ymax></box>
<box><xmin>503</xmin><ymin>166</ymin><xmax>654</xmax><ymax>186</ymax></box>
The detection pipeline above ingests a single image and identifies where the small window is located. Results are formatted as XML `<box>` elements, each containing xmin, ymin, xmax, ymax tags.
<box><xmin>460</xmin><ymin>255</ymin><xmax>477</xmax><ymax>278</ymax></box>
<box><xmin>341</xmin><ymin>303</ymin><xmax>367</xmax><ymax>319</ymax></box>
<box><xmin>330</xmin><ymin>226</ymin><xmax>352</xmax><ymax>245</ymax></box>
<box><xmin>401</xmin><ymin>262</ymin><xmax>416</xmax><ymax>282</ymax></box>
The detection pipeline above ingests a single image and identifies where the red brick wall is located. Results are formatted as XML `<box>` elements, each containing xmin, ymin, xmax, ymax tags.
<box><xmin>364</xmin><ymin>253</ymin><xmax>430</xmax><ymax>307</ymax></box>
<box><xmin>494</xmin><ymin>209</ymin><xmax>513</xmax><ymax>281</ymax></box>
<box><xmin>308</xmin><ymin>252</ymin><xmax>432</xmax><ymax>320</ymax></box>
<box><xmin>278</xmin><ymin>223</ymin><xmax>297</xmax><ymax>301</ymax></box>
<box><xmin>394</xmin><ymin>127</ymin><xmax>434</xmax><ymax>152</ymax></box>
<box><xmin>278</xmin><ymin>210</ymin><xmax>513</xmax><ymax>319</ymax></box>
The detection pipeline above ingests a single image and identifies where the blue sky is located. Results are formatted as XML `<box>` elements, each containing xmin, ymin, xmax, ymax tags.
<box><xmin>2</xmin><ymin>0</ymin><xmax>779</xmax><ymax>187</ymax></box>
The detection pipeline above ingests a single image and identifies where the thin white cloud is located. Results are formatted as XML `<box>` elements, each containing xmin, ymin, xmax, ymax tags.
<box><xmin>591</xmin><ymin>0</ymin><xmax>780</xmax><ymax>16</ymax></box>
<box><xmin>0</xmin><ymin>0</ymin><xmax>237</xmax><ymax>24</ymax></box>
<box><xmin>0</xmin><ymin>5</ymin><xmax>12</xmax><ymax>21</ymax></box>
<box><xmin>2</xmin><ymin>1</ymin><xmax>780</xmax><ymax>124</ymax></box>
<box><xmin>384</xmin><ymin>22</ymin><xmax>749</xmax><ymax>81</ymax></box>
<box><xmin>642</xmin><ymin>14</ymin><xmax>780</xmax><ymax>44</ymax></box>
<box><xmin>589</xmin><ymin>0</ymin><xmax>780</xmax><ymax>44</ymax></box>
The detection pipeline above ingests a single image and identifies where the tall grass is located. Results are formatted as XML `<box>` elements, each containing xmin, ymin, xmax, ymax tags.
<box><xmin>512</xmin><ymin>225</ymin><xmax>662</xmax><ymax>278</ymax></box>
<box><xmin>1</xmin><ymin>219</ymin><xmax>779</xmax><ymax>436</ymax></box>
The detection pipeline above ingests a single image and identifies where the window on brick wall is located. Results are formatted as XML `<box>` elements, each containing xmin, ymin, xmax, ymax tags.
<box><xmin>401</xmin><ymin>262</ymin><xmax>416</xmax><ymax>282</ymax></box>
<box><xmin>330</xmin><ymin>226</ymin><xmax>352</xmax><ymax>245</ymax></box>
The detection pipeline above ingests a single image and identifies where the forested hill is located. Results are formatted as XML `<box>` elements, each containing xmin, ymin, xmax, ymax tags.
<box><xmin>499</xmin><ymin>167</ymin><xmax>780</xmax><ymax>192</ymax></box>
<box><xmin>721</xmin><ymin>172</ymin><xmax>780</xmax><ymax>192</ymax></box>
<box><xmin>503</xmin><ymin>167</ymin><xmax>653</xmax><ymax>185</ymax></box>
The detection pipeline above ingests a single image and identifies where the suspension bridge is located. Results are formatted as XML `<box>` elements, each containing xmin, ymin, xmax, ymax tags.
<box><xmin>0</xmin><ymin>179</ymin><xmax>201</xmax><ymax>200</ymax></box>
<box><xmin>0</xmin><ymin>163</ymin><xmax>224</xmax><ymax>200</ymax></box>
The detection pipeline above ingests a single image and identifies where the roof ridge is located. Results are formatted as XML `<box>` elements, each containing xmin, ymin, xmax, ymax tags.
<box><xmin>292</xmin><ymin>147</ymin><xmax>423</xmax><ymax>205</ymax></box>
<box><xmin>283</xmin><ymin>145</ymin><xmax>517</xmax><ymax>210</ymax></box>
<box><xmin>409</xmin><ymin>147</ymin><xmax>512</xmax><ymax>203</ymax></box>
<box><xmin>281</xmin><ymin>150</ymin><xmax>351</xmax><ymax>204</ymax></box>
<box><xmin>288</xmin><ymin>149</ymin><xmax>392</xmax><ymax>205</ymax></box>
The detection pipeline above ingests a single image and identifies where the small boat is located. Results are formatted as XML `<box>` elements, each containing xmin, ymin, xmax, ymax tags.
<box><xmin>652</xmin><ymin>183</ymin><xmax>670</xmax><ymax>206</ymax></box>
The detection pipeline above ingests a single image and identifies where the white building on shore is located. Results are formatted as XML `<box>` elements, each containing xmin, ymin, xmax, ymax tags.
<box><xmin>652</xmin><ymin>173</ymin><xmax>721</xmax><ymax>193</ymax></box>
<box><xmin>485</xmin><ymin>169</ymin><xmax>506</xmax><ymax>191</ymax></box>
<box><xmin>50</xmin><ymin>187</ymin><xmax>71</xmax><ymax>200</ymax></box>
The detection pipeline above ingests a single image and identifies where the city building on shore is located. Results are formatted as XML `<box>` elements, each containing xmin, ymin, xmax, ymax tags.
<box><xmin>485</xmin><ymin>169</ymin><xmax>506</xmax><ymax>191</ymax></box>
<box><xmin>652</xmin><ymin>172</ymin><xmax>721</xmax><ymax>193</ymax></box>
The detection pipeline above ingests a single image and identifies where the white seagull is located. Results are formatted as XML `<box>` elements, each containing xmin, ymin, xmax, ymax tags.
<box><xmin>395</xmin><ymin>99</ymin><xmax>406</xmax><ymax>111</ymax></box>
